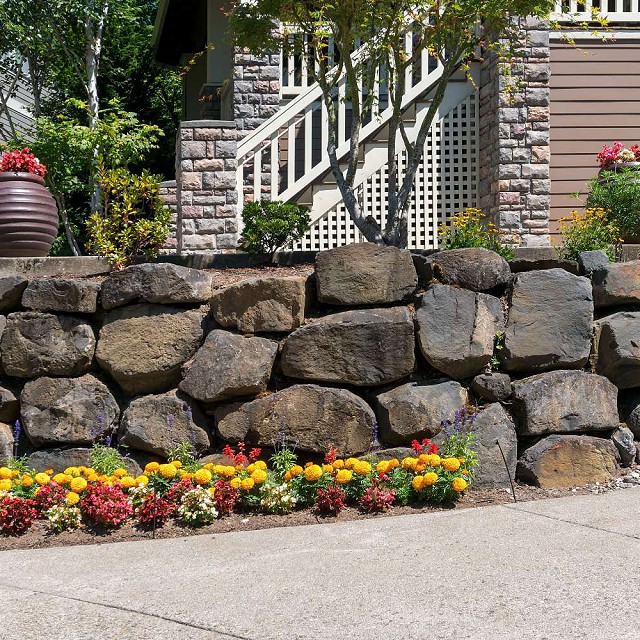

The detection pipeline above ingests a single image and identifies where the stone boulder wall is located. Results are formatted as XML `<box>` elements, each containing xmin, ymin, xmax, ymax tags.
<box><xmin>118</xmin><ymin>390</ymin><xmax>211</xmax><ymax>458</ymax></box>
<box><xmin>512</xmin><ymin>370</ymin><xmax>619</xmax><ymax>436</ymax></box>
<box><xmin>0</xmin><ymin>422</ymin><xmax>13</xmax><ymax>458</ymax></box>
<box><xmin>209</xmin><ymin>276</ymin><xmax>307</xmax><ymax>333</ymax></box>
<box><xmin>315</xmin><ymin>243</ymin><xmax>417</xmax><ymax>305</ymax></box>
<box><xmin>471</xmin><ymin>373</ymin><xmax>512</xmax><ymax>403</ymax></box>
<box><xmin>0</xmin><ymin>276</ymin><xmax>27</xmax><ymax>312</ymax></box>
<box><xmin>215</xmin><ymin>384</ymin><xmax>375</xmax><ymax>455</ymax></box>
<box><xmin>432</xmin><ymin>248</ymin><xmax>511</xmax><ymax>292</ymax></box>
<box><xmin>375</xmin><ymin>379</ymin><xmax>468</xmax><ymax>445</ymax></box>
<box><xmin>516</xmin><ymin>435</ymin><xmax>619</xmax><ymax>489</ymax></box>
<box><xmin>501</xmin><ymin>269</ymin><xmax>593</xmax><ymax>373</ymax></box>
<box><xmin>95</xmin><ymin>303</ymin><xmax>205</xmax><ymax>395</ymax></box>
<box><xmin>100</xmin><ymin>263</ymin><xmax>213</xmax><ymax>310</ymax></box>
<box><xmin>27</xmin><ymin>447</ymin><xmax>142</xmax><ymax>476</ymax></box>
<box><xmin>596</xmin><ymin>311</ymin><xmax>640</xmax><ymax>390</ymax></box>
<box><xmin>0</xmin><ymin>382</ymin><xmax>20</xmax><ymax>423</ymax></box>
<box><xmin>1</xmin><ymin>312</ymin><xmax>95</xmax><ymax>378</ymax></box>
<box><xmin>21</xmin><ymin>279</ymin><xmax>100</xmax><ymax>314</ymax></box>
<box><xmin>592</xmin><ymin>260</ymin><xmax>640</xmax><ymax>308</ymax></box>
<box><xmin>280</xmin><ymin>307</ymin><xmax>415</xmax><ymax>386</ymax></box>
<box><xmin>20</xmin><ymin>375</ymin><xmax>119</xmax><ymax>447</ymax></box>
<box><xmin>416</xmin><ymin>285</ymin><xmax>501</xmax><ymax>380</ymax></box>
<box><xmin>180</xmin><ymin>330</ymin><xmax>277</xmax><ymax>403</ymax></box>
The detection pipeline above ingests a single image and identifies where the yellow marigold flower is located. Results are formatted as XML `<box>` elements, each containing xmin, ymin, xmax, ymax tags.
<box><xmin>304</xmin><ymin>464</ymin><xmax>323</xmax><ymax>482</ymax></box>
<box><xmin>135</xmin><ymin>475</ymin><xmax>149</xmax><ymax>486</ymax></box>
<box><xmin>423</xmin><ymin>472</ymin><xmax>438</xmax><ymax>486</ymax></box>
<box><xmin>0</xmin><ymin>479</ymin><xmax>12</xmax><ymax>491</ymax></box>
<box><xmin>289</xmin><ymin>465</ymin><xmax>304</xmax><ymax>477</ymax></box>
<box><xmin>182</xmin><ymin>472</ymin><xmax>194</xmax><ymax>480</ymax></box>
<box><xmin>52</xmin><ymin>473</ymin><xmax>68</xmax><ymax>485</ymax></box>
<box><xmin>241</xmin><ymin>478</ymin><xmax>255</xmax><ymax>491</ymax></box>
<box><xmin>442</xmin><ymin>457</ymin><xmax>461</xmax><ymax>472</ymax></box>
<box><xmin>64</xmin><ymin>466</ymin><xmax>80</xmax><ymax>477</ymax></box>
<box><xmin>223</xmin><ymin>465</ymin><xmax>236</xmax><ymax>478</ymax></box>
<box><xmin>194</xmin><ymin>469</ymin><xmax>213</xmax><ymax>485</ymax></box>
<box><xmin>401</xmin><ymin>457</ymin><xmax>418</xmax><ymax>470</ymax></box>
<box><xmin>229</xmin><ymin>477</ymin><xmax>242</xmax><ymax>489</ymax></box>
<box><xmin>452</xmin><ymin>477</ymin><xmax>468</xmax><ymax>492</ymax></box>
<box><xmin>208</xmin><ymin>487</ymin><xmax>216</xmax><ymax>498</ymax></box>
<box><xmin>65</xmin><ymin>491</ymin><xmax>80</xmax><ymax>505</ymax></box>
<box><xmin>45</xmin><ymin>469</ymin><xmax>54</xmax><ymax>475</ymax></box>
<box><xmin>353</xmin><ymin>460</ymin><xmax>372</xmax><ymax>476</ymax></box>
<box><xmin>458</xmin><ymin>458</ymin><xmax>466</xmax><ymax>464</ymax></box>
<box><xmin>145</xmin><ymin>461</ymin><xmax>160</xmax><ymax>474</ymax></box>
<box><xmin>34</xmin><ymin>472</ymin><xmax>50</xmax><ymax>486</ymax></box>
<box><xmin>376</xmin><ymin>460</ymin><xmax>389</xmax><ymax>475</ymax></box>
<box><xmin>461</xmin><ymin>469</ymin><xmax>469</xmax><ymax>476</ymax></box>
<box><xmin>119</xmin><ymin>476</ymin><xmax>136</xmax><ymax>489</ymax></box>
<box><xmin>418</xmin><ymin>454</ymin><xmax>430</xmax><ymax>464</ymax></box>
<box><xmin>88</xmin><ymin>473</ymin><xmax>100</xmax><ymax>483</ymax></box>
<box><xmin>246</xmin><ymin>463</ymin><xmax>256</xmax><ymax>474</ymax></box>
<box><xmin>170</xmin><ymin>460</ymin><xmax>182</xmax><ymax>469</ymax></box>
<box><xmin>412</xmin><ymin>475</ymin><xmax>424</xmax><ymax>491</ymax></box>
<box><xmin>113</xmin><ymin>468</ymin><xmax>128</xmax><ymax>478</ymax></box>
<box><xmin>204</xmin><ymin>463</ymin><xmax>214</xmax><ymax>470</ymax></box>
<box><xmin>332</xmin><ymin>459</ymin><xmax>345</xmax><ymax>469</ymax></box>
<box><xmin>415</xmin><ymin>463</ymin><xmax>427</xmax><ymax>473</ymax></box>
<box><xmin>388</xmin><ymin>458</ymin><xmax>400</xmax><ymax>470</ymax></box>
<box><xmin>0</xmin><ymin>467</ymin><xmax>12</xmax><ymax>479</ymax></box>
<box><xmin>323</xmin><ymin>464</ymin><xmax>334</xmax><ymax>474</ymax></box>
<box><xmin>70</xmin><ymin>477</ymin><xmax>88</xmax><ymax>493</ymax></box>
<box><xmin>335</xmin><ymin>469</ymin><xmax>353</xmax><ymax>484</ymax></box>
<box><xmin>82</xmin><ymin>467</ymin><xmax>95</xmax><ymax>477</ymax></box>
<box><xmin>20</xmin><ymin>474</ymin><xmax>34</xmax><ymax>487</ymax></box>
<box><xmin>159</xmin><ymin>463</ymin><xmax>178</xmax><ymax>479</ymax></box>
<box><xmin>284</xmin><ymin>470</ymin><xmax>292</xmax><ymax>481</ymax></box>
<box><xmin>212</xmin><ymin>464</ymin><xmax>225</xmax><ymax>476</ymax></box>
<box><xmin>251</xmin><ymin>469</ymin><xmax>267</xmax><ymax>484</ymax></box>
<box><xmin>10</xmin><ymin>469</ymin><xmax>18</xmax><ymax>477</ymax></box>
<box><xmin>427</xmin><ymin>454</ymin><xmax>441</xmax><ymax>467</ymax></box>
<box><xmin>97</xmin><ymin>474</ymin><xmax>109</xmax><ymax>484</ymax></box>
<box><xmin>255</xmin><ymin>460</ymin><xmax>267</xmax><ymax>470</ymax></box>
<box><xmin>345</xmin><ymin>458</ymin><xmax>358</xmax><ymax>469</ymax></box>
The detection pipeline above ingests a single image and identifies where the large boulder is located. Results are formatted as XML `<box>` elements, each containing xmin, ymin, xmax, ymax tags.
<box><xmin>118</xmin><ymin>390</ymin><xmax>211</xmax><ymax>458</ymax></box>
<box><xmin>611</xmin><ymin>426</ymin><xmax>636</xmax><ymax>466</ymax></box>
<box><xmin>0</xmin><ymin>276</ymin><xmax>27</xmax><ymax>312</ymax></box>
<box><xmin>596</xmin><ymin>311</ymin><xmax>640</xmax><ymax>389</ymax></box>
<box><xmin>20</xmin><ymin>375</ymin><xmax>119</xmax><ymax>447</ymax></box>
<box><xmin>27</xmin><ymin>447</ymin><xmax>141</xmax><ymax>476</ymax></box>
<box><xmin>375</xmin><ymin>379</ymin><xmax>468</xmax><ymax>445</ymax></box>
<box><xmin>215</xmin><ymin>384</ymin><xmax>375</xmax><ymax>455</ymax></box>
<box><xmin>0</xmin><ymin>383</ymin><xmax>20</xmax><ymax>422</ymax></box>
<box><xmin>578</xmin><ymin>250</ymin><xmax>610</xmax><ymax>276</ymax></box>
<box><xmin>1</xmin><ymin>312</ymin><xmax>95</xmax><ymax>378</ymax></box>
<box><xmin>502</xmin><ymin>269</ymin><xmax>593</xmax><ymax>373</ymax></box>
<box><xmin>432</xmin><ymin>248</ymin><xmax>511</xmax><ymax>292</ymax></box>
<box><xmin>0</xmin><ymin>422</ymin><xmax>13</xmax><ymax>458</ymax></box>
<box><xmin>209</xmin><ymin>276</ymin><xmax>307</xmax><ymax>333</ymax></box>
<box><xmin>460</xmin><ymin>403</ymin><xmax>517</xmax><ymax>488</ymax></box>
<box><xmin>315</xmin><ymin>243</ymin><xmax>417</xmax><ymax>305</ymax></box>
<box><xmin>100</xmin><ymin>263</ymin><xmax>213</xmax><ymax>309</ymax></box>
<box><xmin>471</xmin><ymin>372</ymin><xmax>512</xmax><ymax>403</ymax></box>
<box><xmin>512</xmin><ymin>370</ymin><xmax>619</xmax><ymax>436</ymax></box>
<box><xmin>179</xmin><ymin>330</ymin><xmax>277</xmax><ymax>402</ymax></box>
<box><xmin>95</xmin><ymin>303</ymin><xmax>205</xmax><ymax>394</ymax></box>
<box><xmin>592</xmin><ymin>261</ymin><xmax>640</xmax><ymax>308</ymax></box>
<box><xmin>21</xmin><ymin>279</ymin><xmax>100</xmax><ymax>314</ymax></box>
<box><xmin>517</xmin><ymin>435</ymin><xmax>619</xmax><ymax>489</ymax></box>
<box><xmin>416</xmin><ymin>285</ymin><xmax>501</xmax><ymax>379</ymax></box>
<box><xmin>621</xmin><ymin>389</ymin><xmax>640</xmax><ymax>438</ymax></box>
<box><xmin>280</xmin><ymin>307</ymin><xmax>415</xmax><ymax>386</ymax></box>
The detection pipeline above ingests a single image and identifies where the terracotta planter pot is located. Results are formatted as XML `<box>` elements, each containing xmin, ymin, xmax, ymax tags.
<box><xmin>0</xmin><ymin>172</ymin><xmax>58</xmax><ymax>257</ymax></box>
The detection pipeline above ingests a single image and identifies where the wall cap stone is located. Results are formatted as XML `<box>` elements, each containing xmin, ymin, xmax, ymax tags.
<box><xmin>180</xmin><ymin>120</ymin><xmax>237</xmax><ymax>129</ymax></box>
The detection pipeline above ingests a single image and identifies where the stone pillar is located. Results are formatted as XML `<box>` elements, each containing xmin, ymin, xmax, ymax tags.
<box><xmin>158</xmin><ymin>179</ymin><xmax>178</xmax><ymax>254</ymax></box>
<box><xmin>478</xmin><ymin>18</ymin><xmax>551</xmax><ymax>247</ymax></box>
<box><xmin>175</xmin><ymin>120</ymin><xmax>239</xmax><ymax>253</ymax></box>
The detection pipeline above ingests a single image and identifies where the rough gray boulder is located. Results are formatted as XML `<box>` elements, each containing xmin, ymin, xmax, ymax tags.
<box><xmin>432</xmin><ymin>248</ymin><xmax>511</xmax><ymax>292</ymax></box>
<box><xmin>512</xmin><ymin>370</ymin><xmax>619</xmax><ymax>436</ymax></box>
<box><xmin>621</xmin><ymin>389</ymin><xmax>640</xmax><ymax>438</ymax></box>
<box><xmin>0</xmin><ymin>383</ymin><xmax>20</xmax><ymax>423</ymax></box>
<box><xmin>280</xmin><ymin>307</ymin><xmax>415</xmax><ymax>386</ymax></box>
<box><xmin>180</xmin><ymin>330</ymin><xmax>277</xmax><ymax>402</ymax></box>
<box><xmin>210</xmin><ymin>276</ymin><xmax>307</xmax><ymax>333</ymax></box>
<box><xmin>416</xmin><ymin>285</ymin><xmax>501</xmax><ymax>379</ymax></box>
<box><xmin>516</xmin><ymin>435</ymin><xmax>619</xmax><ymax>489</ymax></box>
<box><xmin>215</xmin><ymin>384</ymin><xmax>375</xmax><ymax>455</ymax></box>
<box><xmin>471</xmin><ymin>372</ymin><xmax>512</xmax><ymax>403</ymax></box>
<box><xmin>21</xmin><ymin>279</ymin><xmax>100</xmax><ymax>314</ymax></box>
<box><xmin>375</xmin><ymin>379</ymin><xmax>468</xmax><ymax>445</ymax></box>
<box><xmin>1</xmin><ymin>312</ymin><xmax>95</xmax><ymax>378</ymax></box>
<box><xmin>611</xmin><ymin>426</ymin><xmax>636</xmax><ymax>466</ymax></box>
<box><xmin>508</xmin><ymin>256</ymin><xmax>579</xmax><ymax>275</ymax></box>
<box><xmin>592</xmin><ymin>260</ymin><xmax>640</xmax><ymax>308</ymax></box>
<box><xmin>411</xmin><ymin>253</ymin><xmax>435</xmax><ymax>288</ymax></box>
<box><xmin>595</xmin><ymin>311</ymin><xmax>640</xmax><ymax>389</ymax></box>
<box><xmin>0</xmin><ymin>276</ymin><xmax>27</xmax><ymax>312</ymax></box>
<box><xmin>460</xmin><ymin>403</ymin><xmax>517</xmax><ymax>488</ymax></box>
<box><xmin>0</xmin><ymin>422</ymin><xmax>12</xmax><ymax>458</ymax></box>
<box><xmin>20</xmin><ymin>375</ymin><xmax>119</xmax><ymax>447</ymax></box>
<box><xmin>27</xmin><ymin>447</ymin><xmax>141</xmax><ymax>476</ymax></box>
<box><xmin>118</xmin><ymin>390</ymin><xmax>211</xmax><ymax>457</ymax></box>
<box><xmin>502</xmin><ymin>269</ymin><xmax>593</xmax><ymax>373</ymax></box>
<box><xmin>101</xmin><ymin>263</ymin><xmax>213</xmax><ymax>309</ymax></box>
<box><xmin>95</xmin><ymin>303</ymin><xmax>205</xmax><ymax>394</ymax></box>
<box><xmin>371</xmin><ymin>447</ymin><xmax>415</xmax><ymax>461</ymax></box>
<box><xmin>578</xmin><ymin>250</ymin><xmax>610</xmax><ymax>275</ymax></box>
<box><xmin>315</xmin><ymin>243</ymin><xmax>417</xmax><ymax>305</ymax></box>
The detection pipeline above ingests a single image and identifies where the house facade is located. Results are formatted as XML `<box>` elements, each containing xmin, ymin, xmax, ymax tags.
<box><xmin>152</xmin><ymin>0</ymin><xmax>640</xmax><ymax>254</ymax></box>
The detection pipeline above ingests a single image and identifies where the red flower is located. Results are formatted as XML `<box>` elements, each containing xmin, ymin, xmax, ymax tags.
<box><xmin>359</xmin><ymin>486</ymin><xmax>395</xmax><ymax>513</ymax></box>
<box><xmin>0</xmin><ymin>495</ymin><xmax>39</xmax><ymax>536</ymax></box>
<box><xmin>324</xmin><ymin>447</ymin><xmax>338</xmax><ymax>465</ymax></box>
<box><xmin>315</xmin><ymin>485</ymin><xmax>346</xmax><ymax>516</ymax></box>
<box><xmin>80</xmin><ymin>484</ymin><xmax>132</xmax><ymax>528</ymax></box>
<box><xmin>213</xmin><ymin>479</ymin><xmax>238</xmax><ymax>515</ymax></box>
<box><xmin>136</xmin><ymin>494</ymin><xmax>173</xmax><ymax>528</ymax></box>
<box><xmin>0</xmin><ymin>148</ymin><xmax>46</xmax><ymax>177</ymax></box>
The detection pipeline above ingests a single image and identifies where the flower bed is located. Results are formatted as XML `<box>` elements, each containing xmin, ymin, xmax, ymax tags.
<box><xmin>0</xmin><ymin>434</ymin><xmax>476</xmax><ymax>538</ymax></box>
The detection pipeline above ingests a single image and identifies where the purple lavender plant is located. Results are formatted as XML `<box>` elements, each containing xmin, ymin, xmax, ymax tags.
<box><xmin>12</xmin><ymin>420</ymin><xmax>21</xmax><ymax>457</ymax></box>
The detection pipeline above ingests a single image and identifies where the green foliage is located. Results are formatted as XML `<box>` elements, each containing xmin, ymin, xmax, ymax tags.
<box><xmin>290</xmin><ymin>473</ymin><xmax>332</xmax><ymax>507</ymax></box>
<box><xmin>269</xmin><ymin>447</ymin><xmax>298</xmax><ymax>482</ymax></box>
<box><xmin>240</xmin><ymin>200</ymin><xmax>311</xmax><ymax>261</ymax></box>
<box><xmin>167</xmin><ymin>443</ymin><xmax>199</xmax><ymax>472</ymax></box>
<box><xmin>441</xmin><ymin>433</ymin><xmax>478</xmax><ymax>479</ymax></box>
<box><xmin>387</xmin><ymin>467</ymin><xmax>413</xmax><ymax>506</ymax></box>
<box><xmin>586</xmin><ymin>169</ymin><xmax>640</xmax><ymax>238</ymax></box>
<box><xmin>2</xmin><ymin>456</ymin><xmax>32</xmax><ymax>475</ymax></box>
<box><xmin>490</xmin><ymin>330</ymin><xmax>506</xmax><ymax>371</ymax></box>
<box><xmin>439</xmin><ymin>208</ymin><xmax>515</xmax><ymax>260</ymax></box>
<box><xmin>557</xmin><ymin>208</ymin><xmax>620</xmax><ymax>261</ymax></box>
<box><xmin>86</xmin><ymin>165</ymin><xmax>171</xmax><ymax>268</ymax></box>
<box><xmin>89</xmin><ymin>444</ymin><xmax>129</xmax><ymax>476</ymax></box>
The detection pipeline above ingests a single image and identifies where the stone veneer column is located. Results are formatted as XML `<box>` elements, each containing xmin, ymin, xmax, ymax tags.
<box><xmin>175</xmin><ymin>120</ymin><xmax>239</xmax><ymax>253</ymax></box>
<box><xmin>478</xmin><ymin>18</ymin><xmax>551</xmax><ymax>247</ymax></box>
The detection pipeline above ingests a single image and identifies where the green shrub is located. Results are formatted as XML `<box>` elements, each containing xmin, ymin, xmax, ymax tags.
<box><xmin>557</xmin><ymin>208</ymin><xmax>621</xmax><ymax>262</ymax></box>
<box><xmin>86</xmin><ymin>166</ymin><xmax>171</xmax><ymax>268</ymax></box>
<box><xmin>240</xmin><ymin>200</ymin><xmax>310</xmax><ymax>261</ymax></box>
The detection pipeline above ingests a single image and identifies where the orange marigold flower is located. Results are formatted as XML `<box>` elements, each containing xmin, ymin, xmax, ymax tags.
<box><xmin>452</xmin><ymin>477</ymin><xmax>468</xmax><ymax>492</ymax></box>
<box><xmin>335</xmin><ymin>469</ymin><xmax>353</xmax><ymax>484</ymax></box>
<box><xmin>241</xmin><ymin>478</ymin><xmax>255</xmax><ymax>491</ymax></box>
<box><xmin>423</xmin><ymin>472</ymin><xmax>438</xmax><ymax>486</ymax></box>
<box><xmin>304</xmin><ymin>464</ymin><xmax>323</xmax><ymax>482</ymax></box>
<box><xmin>251</xmin><ymin>469</ymin><xmax>267</xmax><ymax>484</ymax></box>
<box><xmin>412</xmin><ymin>475</ymin><xmax>424</xmax><ymax>491</ymax></box>
<box><xmin>442</xmin><ymin>457</ymin><xmax>461</xmax><ymax>472</ymax></box>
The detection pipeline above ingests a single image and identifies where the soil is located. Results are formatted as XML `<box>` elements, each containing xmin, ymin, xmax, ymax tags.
<box><xmin>0</xmin><ymin>479</ymin><xmax>628</xmax><ymax>552</ymax></box>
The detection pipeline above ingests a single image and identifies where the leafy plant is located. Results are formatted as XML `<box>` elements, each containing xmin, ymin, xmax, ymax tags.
<box><xmin>438</xmin><ymin>208</ymin><xmax>515</xmax><ymax>260</ymax></box>
<box><xmin>45</xmin><ymin>504</ymin><xmax>82</xmax><ymax>533</ymax></box>
<box><xmin>269</xmin><ymin>446</ymin><xmax>298</xmax><ymax>482</ymax></box>
<box><xmin>86</xmin><ymin>165</ymin><xmax>171</xmax><ymax>268</ymax></box>
<box><xmin>89</xmin><ymin>444</ymin><xmax>129</xmax><ymax>476</ymax></box>
<box><xmin>557</xmin><ymin>208</ymin><xmax>620</xmax><ymax>261</ymax></box>
<box><xmin>80</xmin><ymin>484</ymin><xmax>132</xmax><ymax>528</ymax></box>
<box><xmin>240</xmin><ymin>200</ymin><xmax>310</xmax><ymax>262</ymax></box>
<box><xmin>167</xmin><ymin>443</ymin><xmax>199</xmax><ymax>472</ymax></box>
<box><xmin>0</xmin><ymin>495</ymin><xmax>38</xmax><ymax>535</ymax></box>
<box><xmin>314</xmin><ymin>485</ymin><xmax>346</xmax><ymax>516</ymax></box>
<box><xmin>490</xmin><ymin>330</ymin><xmax>506</xmax><ymax>371</ymax></box>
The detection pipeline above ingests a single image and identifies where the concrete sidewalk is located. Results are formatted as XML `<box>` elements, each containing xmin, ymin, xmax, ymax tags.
<box><xmin>2</xmin><ymin>489</ymin><xmax>640</xmax><ymax>640</ymax></box>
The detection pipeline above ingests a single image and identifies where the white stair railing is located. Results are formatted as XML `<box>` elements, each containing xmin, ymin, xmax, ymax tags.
<box><xmin>552</xmin><ymin>0</ymin><xmax>640</xmax><ymax>21</ymax></box>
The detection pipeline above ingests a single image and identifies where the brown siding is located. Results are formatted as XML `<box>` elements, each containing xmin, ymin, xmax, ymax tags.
<box><xmin>550</xmin><ymin>40</ymin><xmax>640</xmax><ymax>233</ymax></box>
